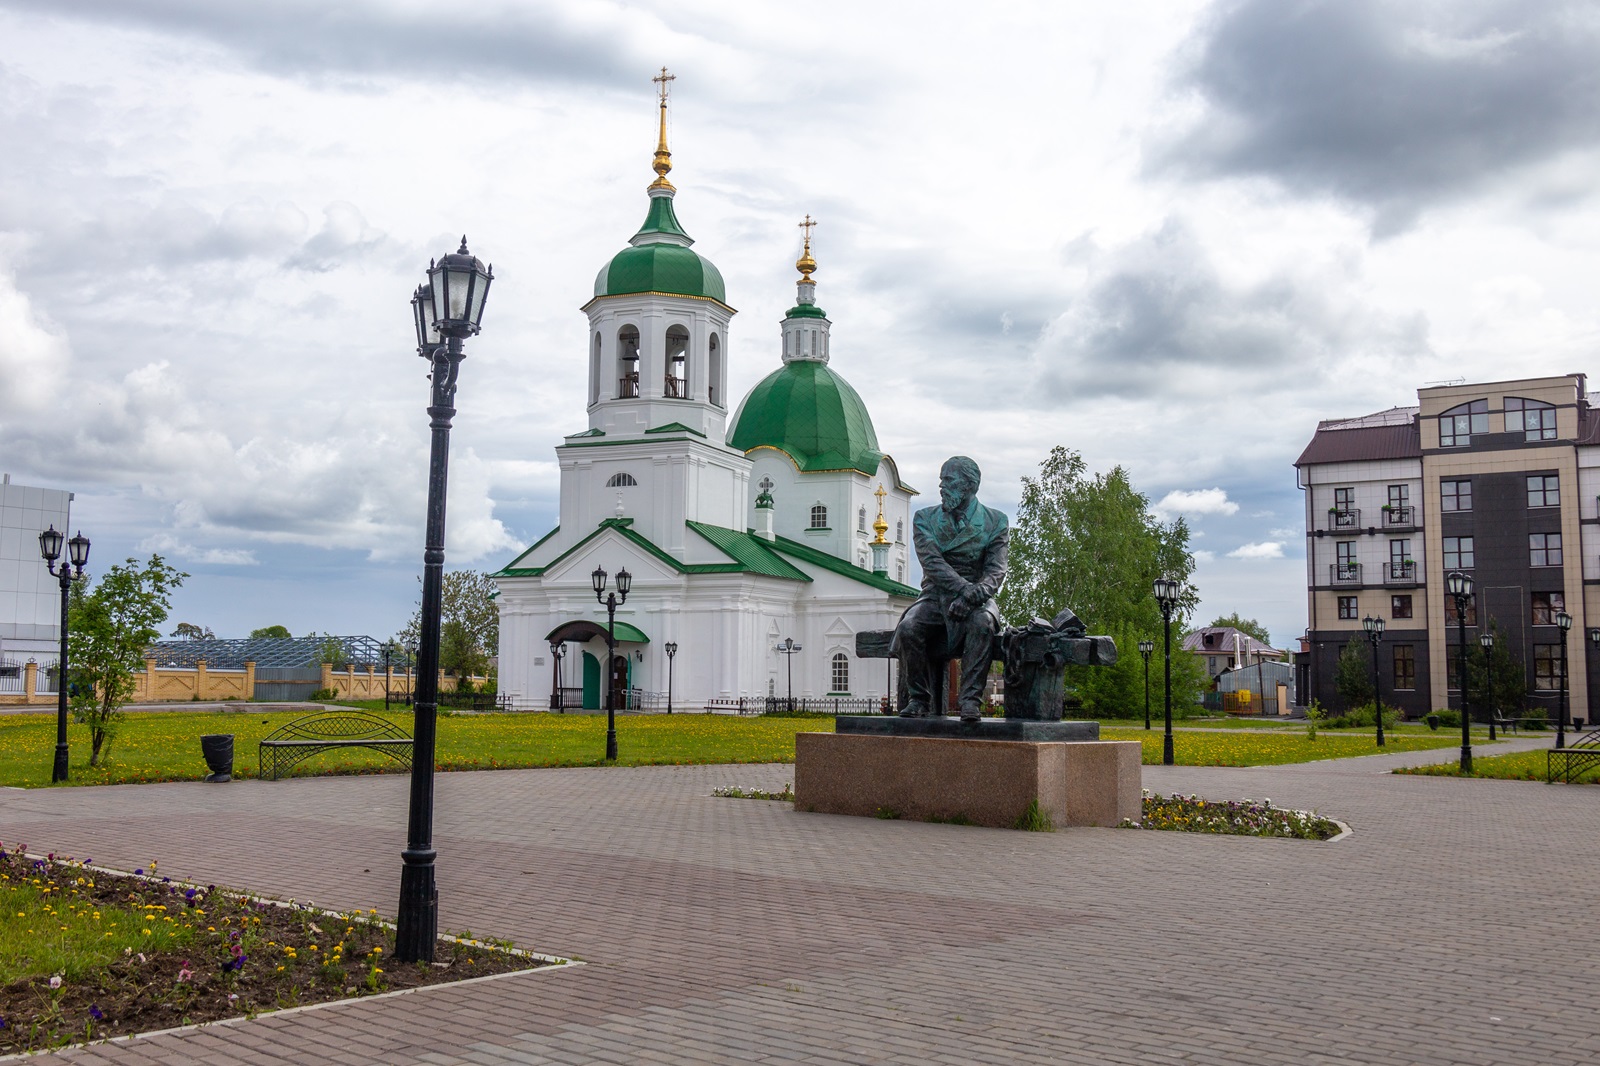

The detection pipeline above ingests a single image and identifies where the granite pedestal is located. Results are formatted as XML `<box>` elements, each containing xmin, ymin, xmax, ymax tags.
<box><xmin>795</xmin><ymin>719</ymin><xmax>1141</xmax><ymax>830</ymax></box>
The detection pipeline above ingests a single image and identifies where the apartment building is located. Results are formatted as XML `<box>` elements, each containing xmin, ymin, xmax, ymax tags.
<box><xmin>1295</xmin><ymin>374</ymin><xmax>1594</xmax><ymax>722</ymax></box>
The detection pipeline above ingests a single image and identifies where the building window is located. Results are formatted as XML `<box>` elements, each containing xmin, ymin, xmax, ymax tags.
<box><xmin>1390</xmin><ymin>540</ymin><xmax>1411</xmax><ymax>567</ymax></box>
<box><xmin>1388</xmin><ymin>484</ymin><xmax>1409</xmax><ymax>509</ymax></box>
<box><xmin>896</xmin><ymin>563</ymin><xmax>905</xmax><ymax>583</ymax></box>
<box><xmin>1440</xmin><ymin>479</ymin><xmax>1472</xmax><ymax>511</ymax></box>
<box><xmin>1439</xmin><ymin>399</ymin><xmax>1487</xmax><ymax>447</ymax></box>
<box><xmin>1444</xmin><ymin>595</ymin><xmax>1477</xmax><ymax>626</ymax></box>
<box><xmin>895</xmin><ymin>519</ymin><xmax>904</xmax><ymax>543</ymax></box>
<box><xmin>768</xmin><ymin>677</ymin><xmax>776</xmax><ymax>697</ymax></box>
<box><xmin>617</xmin><ymin>325</ymin><xmax>641</xmax><ymax>398</ymax></box>
<box><xmin>1532</xmin><ymin>591</ymin><xmax>1565</xmax><ymax>625</ymax></box>
<box><xmin>606</xmin><ymin>472</ymin><xmax>637</xmax><ymax>487</ymax></box>
<box><xmin>1391</xmin><ymin>595</ymin><xmax>1412</xmax><ymax>619</ymax></box>
<box><xmin>1534</xmin><ymin>645</ymin><xmax>1564</xmax><ymax>691</ymax></box>
<box><xmin>1442</xmin><ymin>536</ymin><xmax>1474</xmax><ymax>570</ymax></box>
<box><xmin>708</xmin><ymin>333</ymin><xmax>722</xmax><ymax>407</ymax></box>
<box><xmin>590</xmin><ymin>332</ymin><xmax>602</xmax><ymax>404</ymax></box>
<box><xmin>858</xmin><ymin>507</ymin><xmax>867</xmax><ymax>533</ymax></box>
<box><xmin>1526</xmin><ymin>474</ymin><xmax>1559</xmax><ymax>508</ymax></box>
<box><xmin>1393</xmin><ymin>645</ymin><xmax>1416</xmax><ymax>690</ymax></box>
<box><xmin>1505</xmin><ymin>396</ymin><xmax>1557</xmax><ymax>442</ymax></box>
<box><xmin>1338</xmin><ymin>596</ymin><xmax>1358</xmax><ymax>620</ymax></box>
<box><xmin>664</xmin><ymin>325</ymin><xmax>690</xmax><ymax>398</ymax></box>
<box><xmin>1530</xmin><ymin>532</ymin><xmax>1562</xmax><ymax>567</ymax></box>
<box><xmin>809</xmin><ymin>504</ymin><xmax>828</xmax><ymax>529</ymax></box>
<box><xmin>831</xmin><ymin>653</ymin><xmax>849</xmax><ymax>693</ymax></box>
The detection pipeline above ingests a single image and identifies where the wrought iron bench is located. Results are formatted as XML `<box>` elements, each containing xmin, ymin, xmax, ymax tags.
<box><xmin>258</xmin><ymin>711</ymin><xmax>413</xmax><ymax>781</ymax></box>
<box><xmin>1546</xmin><ymin>728</ymin><xmax>1600</xmax><ymax>784</ymax></box>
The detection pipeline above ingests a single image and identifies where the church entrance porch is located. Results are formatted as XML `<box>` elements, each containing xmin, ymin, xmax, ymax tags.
<box><xmin>547</xmin><ymin>620</ymin><xmax>648</xmax><ymax>712</ymax></box>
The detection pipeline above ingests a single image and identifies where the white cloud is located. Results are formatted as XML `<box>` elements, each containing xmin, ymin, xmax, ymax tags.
<box><xmin>139</xmin><ymin>533</ymin><xmax>258</xmax><ymax>566</ymax></box>
<box><xmin>1228</xmin><ymin>541</ymin><xmax>1285</xmax><ymax>560</ymax></box>
<box><xmin>1192</xmin><ymin>549</ymin><xmax>1216</xmax><ymax>564</ymax></box>
<box><xmin>1152</xmin><ymin>488</ymin><xmax>1240</xmax><ymax>521</ymax></box>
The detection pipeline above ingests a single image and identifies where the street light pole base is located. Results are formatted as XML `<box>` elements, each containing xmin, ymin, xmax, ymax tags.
<box><xmin>395</xmin><ymin>850</ymin><xmax>438</xmax><ymax>963</ymax></box>
<box><xmin>1162</xmin><ymin>735</ymin><xmax>1174</xmax><ymax>766</ymax></box>
<box><xmin>1459</xmin><ymin>747</ymin><xmax>1473</xmax><ymax>775</ymax></box>
<box><xmin>52</xmin><ymin>743</ymin><xmax>68</xmax><ymax>783</ymax></box>
<box><xmin>606</xmin><ymin>730</ymin><xmax>618</xmax><ymax>761</ymax></box>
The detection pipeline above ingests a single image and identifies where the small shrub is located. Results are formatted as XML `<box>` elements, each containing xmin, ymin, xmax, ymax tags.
<box><xmin>1431</xmin><ymin>708</ymin><xmax>1461</xmax><ymax>728</ymax></box>
<box><xmin>1304</xmin><ymin>701</ymin><xmax>1325</xmax><ymax>740</ymax></box>
<box><xmin>1012</xmin><ymin>799</ymin><xmax>1054</xmax><ymax>832</ymax></box>
<box><xmin>1321</xmin><ymin>703</ymin><xmax>1400</xmax><ymax>730</ymax></box>
<box><xmin>307</xmin><ymin>688</ymin><xmax>339</xmax><ymax>703</ymax></box>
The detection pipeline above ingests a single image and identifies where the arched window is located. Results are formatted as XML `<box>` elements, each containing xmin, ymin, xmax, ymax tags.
<box><xmin>1438</xmin><ymin>400</ymin><xmax>1486</xmax><ymax>447</ymax></box>
<box><xmin>896</xmin><ymin>562</ymin><xmax>905</xmax><ymax>583</ymax></box>
<box><xmin>708</xmin><ymin>333</ymin><xmax>722</xmax><ymax>407</ymax></box>
<box><xmin>606</xmin><ymin>472</ymin><xmax>637</xmax><ymax>487</ymax></box>
<box><xmin>895</xmin><ymin>519</ymin><xmax>903</xmax><ymax>543</ymax></box>
<box><xmin>830</xmin><ymin>653</ymin><xmax>849</xmax><ymax>694</ymax></box>
<box><xmin>858</xmin><ymin>507</ymin><xmax>867</xmax><ymax>532</ymax></box>
<box><xmin>1505</xmin><ymin>397</ymin><xmax>1556</xmax><ymax>442</ymax></box>
<box><xmin>665</xmin><ymin>325</ymin><xmax>689</xmax><ymax>398</ymax></box>
<box><xmin>617</xmin><ymin>325</ymin><xmax>640</xmax><ymax>398</ymax></box>
<box><xmin>590</xmin><ymin>333</ymin><xmax>602</xmax><ymax>405</ymax></box>
<box><xmin>810</xmin><ymin>504</ymin><xmax>828</xmax><ymax>529</ymax></box>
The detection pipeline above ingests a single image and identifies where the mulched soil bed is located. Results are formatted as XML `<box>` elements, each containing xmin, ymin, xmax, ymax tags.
<box><xmin>0</xmin><ymin>843</ymin><xmax>559</xmax><ymax>1054</ymax></box>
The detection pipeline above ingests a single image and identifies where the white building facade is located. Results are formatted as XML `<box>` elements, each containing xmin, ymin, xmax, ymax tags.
<box><xmin>494</xmin><ymin>97</ymin><xmax>918</xmax><ymax>712</ymax></box>
<box><xmin>0</xmin><ymin>474</ymin><xmax>74</xmax><ymax>684</ymax></box>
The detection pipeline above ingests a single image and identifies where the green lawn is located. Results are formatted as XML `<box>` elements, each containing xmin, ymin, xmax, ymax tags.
<box><xmin>1395</xmin><ymin>748</ymin><xmax>1599</xmax><ymax>784</ymax></box>
<box><xmin>0</xmin><ymin>707</ymin><xmax>1472</xmax><ymax>788</ymax></box>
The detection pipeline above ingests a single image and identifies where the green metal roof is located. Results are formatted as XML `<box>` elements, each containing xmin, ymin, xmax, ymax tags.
<box><xmin>784</xmin><ymin>303</ymin><xmax>827</xmax><ymax>319</ymax></box>
<box><xmin>727</xmin><ymin>360</ymin><xmax>884</xmax><ymax>475</ymax></box>
<box><xmin>766</xmin><ymin>533</ymin><xmax>920</xmax><ymax>598</ymax></box>
<box><xmin>592</xmin><ymin>194</ymin><xmax>727</xmax><ymax>304</ymax></box>
<box><xmin>609</xmin><ymin>621</ymin><xmax>649</xmax><ymax>644</ymax></box>
<box><xmin>686</xmin><ymin>522</ymin><xmax>811</xmax><ymax>581</ymax></box>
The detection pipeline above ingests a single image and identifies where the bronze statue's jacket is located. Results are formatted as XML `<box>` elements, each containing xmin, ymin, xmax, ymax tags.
<box><xmin>893</xmin><ymin>496</ymin><xmax>1010</xmax><ymax>651</ymax></box>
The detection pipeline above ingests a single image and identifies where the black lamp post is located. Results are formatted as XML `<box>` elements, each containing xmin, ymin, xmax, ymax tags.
<box><xmin>550</xmin><ymin>641</ymin><xmax>566</xmax><ymax>712</ymax></box>
<box><xmin>1479</xmin><ymin>630</ymin><xmax>1496</xmax><ymax>741</ymax></box>
<box><xmin>1446</xmin><ymin>570</ymin><xmax>1474</xmax><ymax>773</ymax></box>
<box><xmin>776</xmin><ymin>637</ymin><xmax>802</xmax><ymax>711</ymax></box>
<box><xmin>1556</xmin><ymin>610</ymin><xmax>1572</xmax><ymax>749</ymax></box>
<box><xmin>1589</xmin><ymin>628</ymin><xmax>1600</xmax><ymax>731</ymax></box>
<box><xmin>592</xmin><ymin>564</ymin><xmax>632</xmax><ymax>760</ymax></box>
<box><xmin>382</xmin><ymin>641</ymin><xmax>396</xmax><ymax>713</ymax></box>
<box><xmin>1137</xmin><ymin>639</ymin><xmax>1154</xmax><ymax>730</ymax></box>
<box><xmin>39</xmin><ymin>526</ymin><xmax>90</xmax><ymax>784</ymax></box>
<box><xmin>1153</xmin><ymin>577</ymin><xmax>1181</xmax><ymax>766</ymax></box>
<box><xmin>1362</xmin><ymin>615</ymin><xmax>1386</xmax><ymax>747</ymax></box>
<box><xmin>396</xmin><ymin>238</ymin><xmax>493</xmax><ymax>966</ymax></box>
<box><xmin>665</xmin><ymin>641</ymin><xmax>677</xmax><ymax>715</ymax></box>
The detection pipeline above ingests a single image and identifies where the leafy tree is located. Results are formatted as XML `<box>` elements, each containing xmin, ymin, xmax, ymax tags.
<box><xmin>68</xmin><ymin>555</ymin><xmax>186</xmax><ymax>766</ymax></box>
<box><xmin>1466</xmin><ymin>617</ymin><xmax>1527</xmax><ymax>722</ymax></box>
<box><xmin>309</xmin><ymin>632</ymin><xmax>349</xmax><ymax>667</ymax></box>
<box><xmin>1334</xmin><ymin>635</ymin><xmax>1373</xmax><ymax>711</ymax></box>
<box><xmin>998</xmin><ymin>446</ymin><xmax>1207</xmax><ymax>717</ymax></box>
<box><xmin>170</xmin><ymin>622</ymin><xmax>214</xmax><ymax>640</ymax></box>
<box><xmin>401</xmin><ymin>570</ymin><xmax>499</xmax><ymax>680</ymax></box>
<box><xmin>1207</xmin><ymin>613</ymin><xmax>1272</xmax><ymax>647</ymax></box>
<box><xmin>249</xmin><ymin>624</ymin><xmax>292</xmax><ymax>639</ymax></box>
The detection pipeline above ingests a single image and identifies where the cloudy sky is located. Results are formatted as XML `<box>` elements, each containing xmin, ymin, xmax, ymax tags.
<box><xmin>3</xmin><ymin>0</ymin><xmax>1599</xmax><ymax>648</ymax></box>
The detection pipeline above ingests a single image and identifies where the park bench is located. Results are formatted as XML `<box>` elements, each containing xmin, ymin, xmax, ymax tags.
<box><xmin>259</xmin><ymin>711</ymin><xmax>413</xmax><ymax>781</ymax></box>
<box><xmin>1491</xmin><ymin>711</ymin><xmax>1521</xmax><ymax>735</ymax></box>
<box><xmin>1546</xmin><ymin>728</ymin><xmax>1600</xmax><ymax>784</ymax></box>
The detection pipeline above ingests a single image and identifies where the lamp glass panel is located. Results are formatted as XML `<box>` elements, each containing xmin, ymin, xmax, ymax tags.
<box><xmin>67</xmin><ymin>533</ymin><xmax>90</xmax><ymax>568</ymax></box>
<box><xmin>445</xmin><ymin>267</ymin><xmax>473</xmax><ymax>320</ymax></box>
<box><xmin>591</xmin><ymin>566</ymin><xmax>606</xmax><ymax>595</ymax></box>
<box><xmin>1557</xmin><ymin>611</ymin><xmax>1573</xmax><ymax>631</ymax></box>
<box><xmin>467</xmin><ymin>271</ymin><xmax>490</xmax><ymax>326</ymax></box>
<box><xmin>615</xmin><ymin>568</ymin><xmax>632</xmax><ymax>595</ymax></box>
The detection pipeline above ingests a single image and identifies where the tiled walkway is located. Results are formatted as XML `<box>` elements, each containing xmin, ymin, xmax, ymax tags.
<box><xmin>1</xmin><ymin>735</ymin><xmax>1594</xmax><ymax>1065</ymax></box>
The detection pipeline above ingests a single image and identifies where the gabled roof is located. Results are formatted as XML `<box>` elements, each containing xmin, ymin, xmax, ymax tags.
<box><xmin>1294</xmin><ymin>409</ymin><xmax>1421</xmax><ymax>467</ymax></box>
<box><xmin>1181</xmin><ymin>627</ymin><xmax>1283</xmax><ymax>659</ymax></box>
<box><xmin>764</xmin><ymin>532</ymin><xmax>920</xmax><ymax>598</ymax></box>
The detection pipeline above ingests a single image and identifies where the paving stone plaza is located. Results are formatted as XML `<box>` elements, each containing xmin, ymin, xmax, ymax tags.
<box><xmin>3</xmin><ymin>738</ymin><xmax>1594</xmax><ymax>1066</ymax></box>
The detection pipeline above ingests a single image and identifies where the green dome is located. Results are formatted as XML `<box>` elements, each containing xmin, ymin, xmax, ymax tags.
<box><xmin>728</xmin><ymin>361</ymin><xmax>884</xmax><ymax>475</ymax></box>
<box><xmin>592</xmin><ymin>193</ymin><xmax>726</xmax><ymax>303</ymax></box>
<box><xmin>594</xmin><ymin>243</ymin><xmax>726</xmax><ymax>303</ymax></box>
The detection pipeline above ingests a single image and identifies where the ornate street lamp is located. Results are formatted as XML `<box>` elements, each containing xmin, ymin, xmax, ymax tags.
<box><xmin>1362</xmin><ymin>615</ymin><xmax>1386</xmax><ymax>747</ymax></box>
<box><xmin>1556</xmin><ymin>610</ymin><xmax>1572</xmax><ymax>749</ymax></box>
<box><xmin>396</xmin><ymin>238</ymin><xmax>493</xmax><ymax>967</ymax></box>
<box><xmin>550</xmin><ymin>641</ymin><xmax>566</xmax><ymax>712</ymax></box>
<box><xmin>39</xmin><ymin>526</ymin><xmax>90</xmax><ymax>783</ymax></box>
<box><xmin>1445</xmin><ymin>571</ymin><xmax>1474</xmax><ymax>773</ymax></box>
<box><xmin>593</xmin><ymin>565</ymin><xmax>632</xmax><ymax>760</ymax></box>
<box><xmin>382</xmin><ymin>641</ymin><xmax>397</xmax><ymax>713</ymax></box>
<box><xmin>1137</xmin><ymin>639</ymin><xmax>1154</xmax><ymax>730</ymax></box>
<box><xmin>1589</xmin><ymin>628</ymin><xmax>1600</xmax><ymax>729</ymax></box>
<box><xmin>665</xmin><ymin>641</ymin><xmax>678</xmax><ymax>715</ymax></box>
<box><xmin>776</xmin><ymin>637</ymin><xmax>803</xmax><ymax>712</ymax></box>
<box><xmin>1152</xmin><ymin>577</ymin><xmax>1181</xmax><ymax>766</ymax></box>
<box><xmin>1478</xmin><ymin>630</ymin><xmax>1496</xmax><ymax>741</ymax></box>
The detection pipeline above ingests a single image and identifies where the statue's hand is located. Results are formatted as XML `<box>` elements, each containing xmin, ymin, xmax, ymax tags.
<box><xmin>959</xmin><ymin>585</ymin><xmax>987</xmax><ymax>609</ymax></box>
<box><xmin>948</xmin><ymin>596</ymin><xmax>971</xmax><ymax>622</ymax></box>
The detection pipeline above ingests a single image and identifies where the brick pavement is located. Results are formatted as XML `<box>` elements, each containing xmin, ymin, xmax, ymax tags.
<box><xmin>0</xmin><ymin>735</ymin><xmax>1594</xmax><ymax>1065</ymax></box>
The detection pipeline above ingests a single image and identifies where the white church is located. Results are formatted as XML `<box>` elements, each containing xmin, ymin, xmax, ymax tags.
<box><xmin>494</xmin><ymin>78</ymin><xmax>919</xmax><ymax>711</ymax></box>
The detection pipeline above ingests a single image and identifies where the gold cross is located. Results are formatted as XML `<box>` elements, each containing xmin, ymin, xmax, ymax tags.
<box><xmin>653</xmin><ymin>66</ymin><xmax>676</xmax><ymax>106</ymax></box>
<box><xmin>798</xmin><ymin>214</ymin><xmax>817</xmax><ymax>246</ymax></box>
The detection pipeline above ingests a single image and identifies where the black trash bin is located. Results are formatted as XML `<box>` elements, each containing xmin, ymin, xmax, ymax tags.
<box><xmin>200</xmin><ymin>734</ymin><xmax>234</xmax><ymax>782</ymax></box>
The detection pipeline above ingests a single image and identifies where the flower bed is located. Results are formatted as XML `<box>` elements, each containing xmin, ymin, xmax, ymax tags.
<box><xmin>0</xmin><ymin>843</ymin><xmax>559</xmax><ymax>1053</ymax></box>
<box><xmin>1120</xmin><ymin>792</ymin><xmax>1341</xmax><ymax>840</ymax></box>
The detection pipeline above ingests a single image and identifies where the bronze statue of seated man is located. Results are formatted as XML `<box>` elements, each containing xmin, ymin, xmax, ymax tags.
<box><xmin>891</xmin><ymin>455</ymin><xmax>1009</xmax><ymax>722</ymax></box>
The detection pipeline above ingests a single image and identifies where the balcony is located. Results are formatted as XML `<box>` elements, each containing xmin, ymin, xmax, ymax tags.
<box><xmin>1328</xmin><ymin>508</ymin><xmax>1361</xmax><ymax>530</ymax></box>
<box><xmin>1383</xmin><ymin>561</ymin><xmax>1419</xmax><ymax>586</ymax></box>
<box><xmin>1331</xmin><ymin>563</ymin><xmax>1362</xmax><ymax>586</ymax></box>
<box><xmin>1380</xmin><ymin>505</ymin><xmax>1417</xmax><ymax>530</ymax></box>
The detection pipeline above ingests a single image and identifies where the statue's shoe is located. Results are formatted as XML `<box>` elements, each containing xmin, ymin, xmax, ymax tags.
<box><xmin>899</xmin><ymin>702</ymin><xmax>931</xmax><ymax>718</ymax></box>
